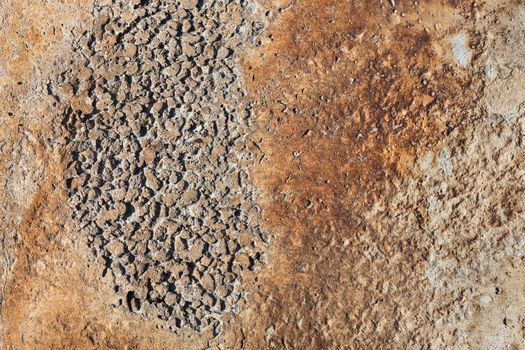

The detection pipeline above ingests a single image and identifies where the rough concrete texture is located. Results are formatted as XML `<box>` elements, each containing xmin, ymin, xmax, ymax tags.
<box><xmin>0</xmin><ymin>0</ymin><xmax>524</xmax><ymax>349</ymax></box>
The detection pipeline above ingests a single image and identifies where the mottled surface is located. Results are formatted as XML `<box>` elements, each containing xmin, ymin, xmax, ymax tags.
<box><xmin>1</xmin><ymin>0</ymin><xmax>524</xmax><ymax>349</ymax></box>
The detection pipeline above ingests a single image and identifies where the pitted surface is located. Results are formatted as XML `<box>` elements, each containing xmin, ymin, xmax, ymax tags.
<box><xmin>62</xmin><ymin>0</ymin><xmax>268</xmax><ymax>333</ymax></box>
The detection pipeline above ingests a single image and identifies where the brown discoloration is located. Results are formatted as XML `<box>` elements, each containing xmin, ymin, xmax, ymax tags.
<box><xmin>239</xmin><ymin>0</ymin><xmax>479</xmax><ymax>347</ymax></box>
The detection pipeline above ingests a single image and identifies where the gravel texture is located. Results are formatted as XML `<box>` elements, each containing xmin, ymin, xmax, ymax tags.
<box><xmin>62</xmin><ymin>0</ymin><xmax>269</xmax><ymax>334</ymax></box>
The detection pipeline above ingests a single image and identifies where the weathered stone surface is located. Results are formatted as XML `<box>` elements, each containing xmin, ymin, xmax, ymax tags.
<box><xmin>1</xmin><ymin>0</ymin><xmax>524</xmax><ymax>349</ymax></box>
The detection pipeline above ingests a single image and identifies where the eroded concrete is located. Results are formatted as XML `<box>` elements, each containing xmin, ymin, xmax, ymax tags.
<box><xmin>1</xmin><ymin>0</ymin><xmax>524</xmax><ymax>349</ymax></box>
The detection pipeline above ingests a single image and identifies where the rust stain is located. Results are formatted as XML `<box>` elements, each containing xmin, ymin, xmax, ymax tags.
<box><xmin>240</xmin><ymin>0</ymin><xmax>478</xmax><ymax>347</ymax></box>
<box><xmin>1</xmin><ymin>124</ymin><xmax>80</xmax><ymax>348</ymax></box>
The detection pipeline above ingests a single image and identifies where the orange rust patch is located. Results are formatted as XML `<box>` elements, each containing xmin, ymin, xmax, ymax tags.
<box><xmin>240</xmin><ymin>0</ymin><xmax>478</xmax><ymax>347</ymax></box>
<box><xmin>244</xmin><ymin>0</ymin><xmax>473</xmax><ymax>249</ymax></box>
